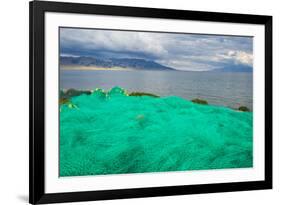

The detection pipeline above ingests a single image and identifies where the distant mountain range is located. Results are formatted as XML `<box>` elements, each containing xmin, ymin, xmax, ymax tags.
<box><xmin>60</xmin><ymin>56</ymin><xmax>175</xmax><ymax>71</ymax></box>
<box><xmin>60</xmin><ymin>56</ymin><xmax>253</xmax><ymax>72</ymax></box>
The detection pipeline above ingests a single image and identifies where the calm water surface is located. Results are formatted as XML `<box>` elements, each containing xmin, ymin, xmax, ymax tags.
<box><xmin>60</xmin><ymin>70</ymin><xmax>253</xmax><ymax>110</ymax></box>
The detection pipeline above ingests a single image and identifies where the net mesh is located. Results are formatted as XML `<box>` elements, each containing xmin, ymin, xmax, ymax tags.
<box><xmin>59</xmin><ymin>87</ymin><xmax>253</xmax><ymax>176</ymax></box>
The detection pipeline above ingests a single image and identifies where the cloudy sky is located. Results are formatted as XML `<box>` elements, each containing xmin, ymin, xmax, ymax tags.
<box><xmin>60</xmin><ymin>27</ymin><xmax>253</xmax><ymax>71</ymax></box>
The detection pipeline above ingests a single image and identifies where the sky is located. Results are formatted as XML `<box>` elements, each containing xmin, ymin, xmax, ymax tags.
<box><xmin>60</xmin><ymin>27</ymin><xmax>253</xmax><ymax>71</ymax></box>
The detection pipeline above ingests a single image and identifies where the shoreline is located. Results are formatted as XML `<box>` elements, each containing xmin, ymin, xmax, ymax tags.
<box><xmin>60</xmin><ymin>65</ymin><xmax>134</xmax><ymax>71</ymax></box>
<box><xmin>59</xmin><ymin>87</ymin><xmax>252</xmax><ymax>112</ymax></box>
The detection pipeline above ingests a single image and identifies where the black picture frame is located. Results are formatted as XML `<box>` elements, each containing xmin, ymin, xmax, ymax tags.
<box><xmin>29</xmin><ymin>0</ymin><xmax>272</xmax><ymax>204</ymax></box>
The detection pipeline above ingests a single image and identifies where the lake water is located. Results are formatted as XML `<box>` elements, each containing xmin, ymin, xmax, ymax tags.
<box><xmin>60</xmin><ymin>70</ymin><xmax>253</xmax><ymax>110</ymax></box>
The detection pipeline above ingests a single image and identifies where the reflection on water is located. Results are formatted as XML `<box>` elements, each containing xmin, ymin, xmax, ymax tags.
<box><xmin>60</xmin><ymin>70</ymin><xmax>253</xmax><ymax>110</ymax></box>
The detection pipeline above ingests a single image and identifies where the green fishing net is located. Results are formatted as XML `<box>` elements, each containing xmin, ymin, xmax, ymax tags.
<box><xmin>59</xmin><ymin>87</ymin><xmax>253</xmax><ymax>177</ymax></box>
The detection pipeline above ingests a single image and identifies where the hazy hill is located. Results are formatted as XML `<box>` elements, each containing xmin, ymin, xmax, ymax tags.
<box><xmin>212</xmin><ymin>64</ymin><xmax>253</xmax><ymax>73</ymax></box>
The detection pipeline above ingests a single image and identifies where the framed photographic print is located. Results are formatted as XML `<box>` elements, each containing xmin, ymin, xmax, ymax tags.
<box><xmin>29</xmin><ymin>0</ymin><xmax>272</xmax><ymax>204</ymax></box>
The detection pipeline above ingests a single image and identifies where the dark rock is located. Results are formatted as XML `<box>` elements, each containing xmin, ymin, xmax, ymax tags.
<box><xmin>191</xmin><ymin>98</ymin><xmax>208</xmax><ymax>105</ymax></box>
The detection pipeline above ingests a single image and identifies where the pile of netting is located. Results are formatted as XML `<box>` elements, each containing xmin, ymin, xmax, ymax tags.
<box><xmin>59</xmin><ymin>87</ymin><xmax>253</xmax><ymax>177</ymax></box>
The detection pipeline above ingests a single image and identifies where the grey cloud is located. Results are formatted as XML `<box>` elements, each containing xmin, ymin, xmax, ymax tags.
<box><xmin>60</xmin><ymin>28</ymin><xmax>253</xmax><ymax>71</ymax></box>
